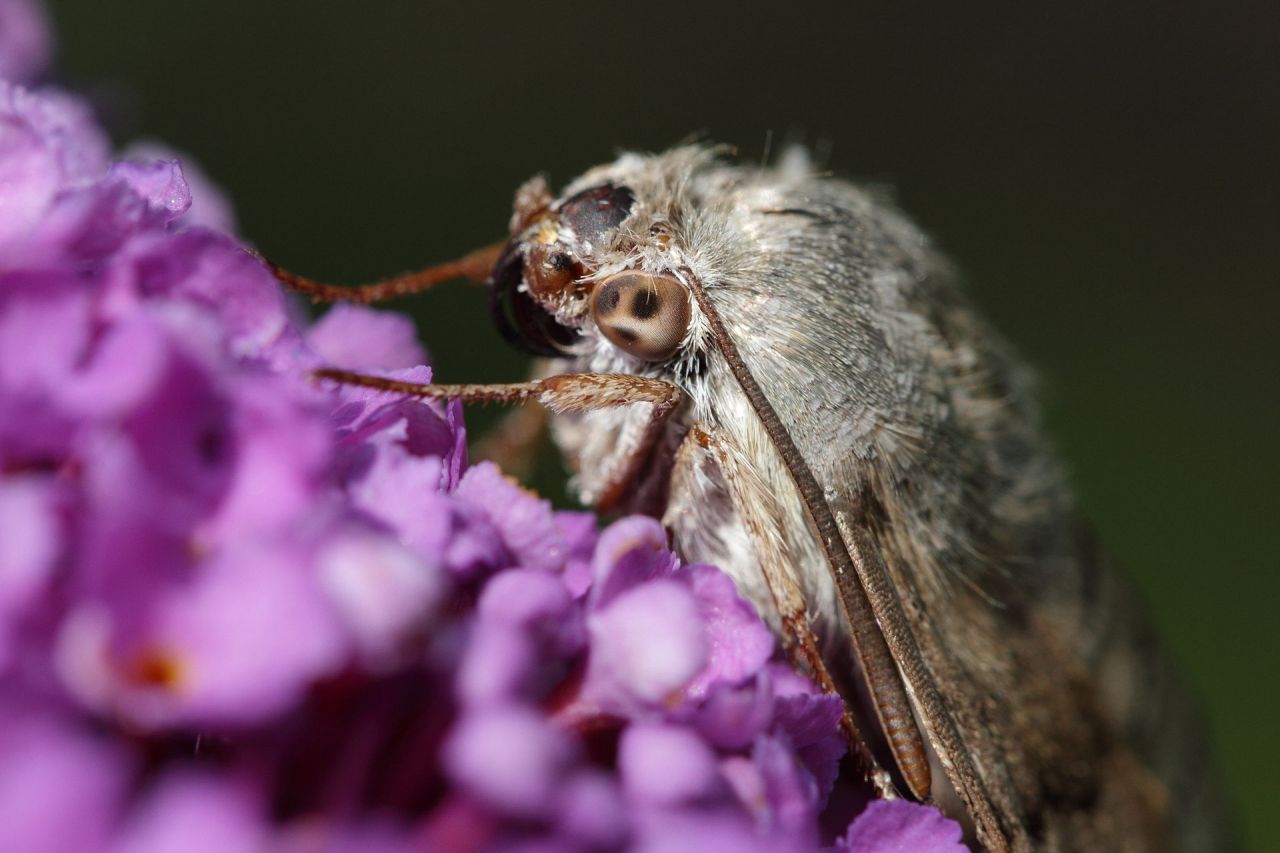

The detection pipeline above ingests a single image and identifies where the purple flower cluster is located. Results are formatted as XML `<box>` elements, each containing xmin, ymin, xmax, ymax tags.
<box><xmin>0</xmin><ymin>19</ymin><xmax>966</xmax><ymax>852</ymax></box>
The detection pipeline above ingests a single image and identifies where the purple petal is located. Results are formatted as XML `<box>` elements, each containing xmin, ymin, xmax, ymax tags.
<box><xmin>123</xmin><ymin>142</ymin><xmax>238</xmax><ymax>233</ymax></box>
<box><xmin>455</xmin><ymin>621</ymin><xmax>537</xmax><ymax>707</ymax></box>
<box><xmin>0</xmin><ymin>475</ymin><xmax>62</xmax><ymax>615</ymax></box>
<box><xmin>28</xmin><ymin>176</ymin><xmax>169</xmax><ymax>264</ymax></box>
<box><xmin>0</xmin><ymin>83</ymin><xmax>108</xmax><ymax>252</ymax></box>
<box><xmin>836</xmin><ymin>799</ymin><xmax>969</xmax><ymax>853</ymax></box>
<box><xmin>390</xmin><ymin>399</ymin><xmax>459</xmax><ymax>462</ymax></box>
<box><xmin>631</xmin><ymin>809</ymin><xmax>808</xmax><ymax>853</ymax></box>
<box><xmin>113</xmin><ymin>773</ymin><xmax>265</xmax><ymax>853</ymax></box>
<box><xmin>440</xmin><ymin>506</ymin><xmax>509</xmax><ymax>579</ymax></box>
<box><xmin>766</xmin><ymin>660</ymin><xmax>825</xmax><ymax>698</ymax></box>
<box><xmin>584</xmin><ymin>578</ymin><xmax>707</xmax><ymax>709</ymax></box>
<box><xmin>454</xmin><ymin>462</ymin><xmax>566</xmax><ymax>574</ymax></box>
<box><xmin>318</xmin><ymin>530</ymin><xmax>449</xmax><ymax>662</ymax></box>
<box><xmin>0</xmin><ymin>282</ymin><xmax>91</xmax><ymax>401</ymax></box>
<box><xmin>198</xmin><ymin>373</ymin><xmax>332</xmax><ymax>542</ymax></box>
<box><xmin>108</xmin><ymin>158</ymin><xmax>192</xmax><ymax>221</ymax></box>
<box><xmin>347</xmin><ymin>427</ymin><xmax>455</xmax><ymax>560</ymax></box>
<box><xmin>58</xmin><ymin>542</ymin><xmax>347</xmax><ymax>728</ymax></box>
<box><xmin>751</xmin><ymin>734</ymin><xmax>819</xmax><ymax>842</ymax></box>
<box><xmin>554</xmin><ymin>771</ymin><xmax>627</xmax><ymax>848</ymax></box>
<box><xmin>554</xmin><ymin>511</ymin><xmax>598</xmax><ymax>598</ymax></box>
<box><xmin>102</xmin><ymin>229</ymin><xmax>289</xmax><ymax>358</ymax></box>
<box><xmin>589</xmin><ymin>515</ymin><xmax>677</xmax><ymax>609</ymax></box>
<box><xmin>477</xmin><ymin>568</ymin><xmax>583</xmax><ymax>656</ymax></box>
<box><xmin>443</xmin><ymin>398</ymin><xmax>467</xmax><ymax>488</ymax></box>
<box><xmin>0</xmin><ymin>707</ymin><xmax>129</xmax><ymax>853</ymax></box>
<box><xmin>307</xmin><ymin>304</ymin><xmax>427</xmax><ymax>371</ymax></box>
<box><xmin>71</xmin><ymin>317</ymin><xmax>237</xmax><ymax>534</ymax></box>
<box><xmin>444</xmin><ymin>704</ymin><xmax>577</xmax><ymax>818</ymax></box>
<box><xmin>691</xmin><ymin>677</ymin><xmax>774</xmax><ymax>750</ymax></box>
<box><xmin>335</xmin><ymin>395</ymin><xmax>460</xmax><ymax>475</ymax></box>
<box><xmin>619</xmin><ymin>723</ymin><xmax>720</xmax><ymax>805</ymax></box>
<box><xmin>150</xmin><ymin>544</ymin><xmax>348</xmax><ymax>724</ymax></box>
<box><xmin>0</xmin><ymin>281</ymin><xmax>89</xmax><ymax>466</ymax></box>
<box><xmin>0</xmin><ymin>0</ymin><xmax>51</xmax><ymax>83</ymax></box>
<box><xmin>772</xmin><ymin>690</ymin><xmax>847</xmax><ymax>801</ymax></box>
<box><xmin>459</xmin><ymin>569</ymin><xmax>583</xmax><ymax>706</ymax></box>
<box><xmin>683</xmin><ymin>564</ymin><xmax>774</xmax><ymax>699</ymax></box>
<box><xmin>477</xmin><ymin>568</ymin><xmax>575</xmax><ymax>630</ymax></box>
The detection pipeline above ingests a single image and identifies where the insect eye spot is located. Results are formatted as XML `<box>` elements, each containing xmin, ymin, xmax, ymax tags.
<box><xmin>597</xmin><ymin>282</ymin><xmax>621</xmax><ymax>314</ymax></box>
<box><xmin>631</xmin><ymin>288</ymin><xmax>660</xmax><ymax>319</ymax></box>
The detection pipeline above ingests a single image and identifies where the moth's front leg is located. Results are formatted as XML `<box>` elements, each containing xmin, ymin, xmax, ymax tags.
<box><xmin>314</xmin><ymin>368</ymin><xmax>682</xmax><ymax>513</ymax></box>
<box><xmin>665</xmin><ymin>423</ymin><xmax>898</xmax><ymax>800</ymax></box>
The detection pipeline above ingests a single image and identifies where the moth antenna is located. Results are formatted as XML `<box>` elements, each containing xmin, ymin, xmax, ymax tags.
<box><xmin>262</xmin><ymin>240</ymin><xmax>505</xmax><ymax>304</ymax></box>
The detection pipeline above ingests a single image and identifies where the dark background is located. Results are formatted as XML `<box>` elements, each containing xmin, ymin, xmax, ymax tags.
<box><xmin>45</xmin><ymin>1</ymin><xmax>1277</xmax><ymax>846</ymax></box>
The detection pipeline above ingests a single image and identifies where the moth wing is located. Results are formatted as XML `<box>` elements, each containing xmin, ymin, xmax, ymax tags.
<box><xmin>825</xmin><ymin>478</ymin><xmax>1191</xmax><ymax>850</ymax></box>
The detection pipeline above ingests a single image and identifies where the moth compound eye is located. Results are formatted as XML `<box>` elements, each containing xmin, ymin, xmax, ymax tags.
<box><xmin>590</xmin><ymin>272</ymin><xmax>691</xmax><ymax>362</ymax></box>
<box><xmin>557</xmin><ymin>183</ymin><xmax>634</xmax><ymax>246</ymax></box>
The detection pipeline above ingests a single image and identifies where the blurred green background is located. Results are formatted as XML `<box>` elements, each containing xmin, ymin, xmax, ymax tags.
<box><xmin>45</xmin><ymin>1</ymin><xmax>1276</xmax><ymax>846</ymax></box>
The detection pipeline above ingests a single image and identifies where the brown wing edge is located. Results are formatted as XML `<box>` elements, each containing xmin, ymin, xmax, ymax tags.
<box><xmin>831</xmin><ymin>479</ymin><xmax>1237</xmax><ymax>852</ymax></box>
<box><xmin>1070</xmin><ymin>521</ymin><xmax>1238</xmax><ymax>852</ymax></box>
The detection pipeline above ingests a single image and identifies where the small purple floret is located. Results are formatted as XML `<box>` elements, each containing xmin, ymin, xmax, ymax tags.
<box><xmin>836</xmin><ymin>799</ymin><xmax>969</xmax><ymax>853</ymax></box>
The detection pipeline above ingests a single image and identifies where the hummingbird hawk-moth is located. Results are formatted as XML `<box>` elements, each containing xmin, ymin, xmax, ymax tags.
<box><xmin>271</xmin><ymin>145</ymin><xmax>1231</xmax><ymax>851</ymax></box>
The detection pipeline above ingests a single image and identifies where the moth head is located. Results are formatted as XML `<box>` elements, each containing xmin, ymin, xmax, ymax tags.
<box><xmin>489</xmin><ymin>170</ymin><xmax>695</xmax><ymax>364</ymax></box>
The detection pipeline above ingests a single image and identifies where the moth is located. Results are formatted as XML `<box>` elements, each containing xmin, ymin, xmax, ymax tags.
<box><xmin>270</xmin><ymin>146</ymin><xmax>1231</xmax><ymax>851</ymax></box>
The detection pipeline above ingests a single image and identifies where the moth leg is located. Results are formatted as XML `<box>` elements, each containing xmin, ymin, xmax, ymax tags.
<box><xmin>314</xmin><ymin>368</ymin><xmax>682</xmax><ymax>512</ymax></box>
<box><xmin>264</xmin><ymin>241</ymin><xmax>504</xmax><ymax>304</ymax></box>
<box><xmin>667</xmin><ymin>423</ymin><xmax>897</xmax><ymax>799</ymax></box>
